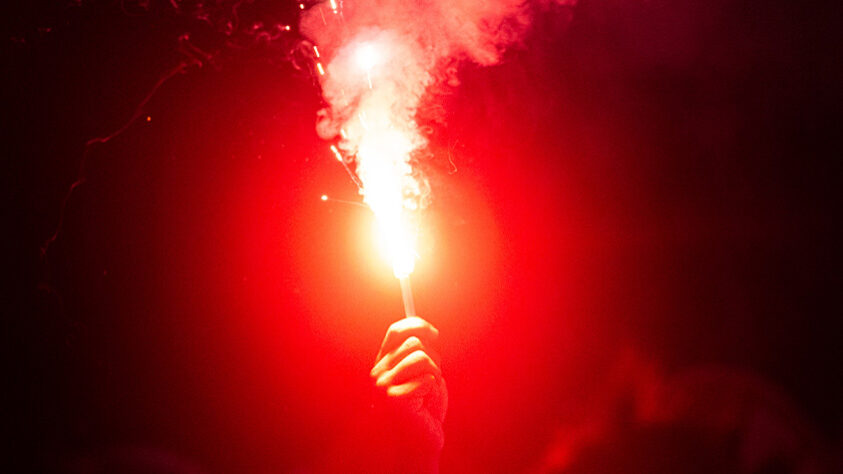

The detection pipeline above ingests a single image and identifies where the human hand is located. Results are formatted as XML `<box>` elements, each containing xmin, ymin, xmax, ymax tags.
<box><xmin>370</xmin><ymin>316</ymin><xmax>448</xmax><ymax>456</ymax></box>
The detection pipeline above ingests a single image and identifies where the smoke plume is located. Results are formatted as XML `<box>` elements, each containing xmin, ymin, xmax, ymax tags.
<box><xmin>300</xmin><ymin>0</ymin><xmax>556</xmax><ymax>144</ymax></box>
<box><xmin>301</xmin><ymin>0</ymin><xmax>573</xmax><ymax>276</ymax></box>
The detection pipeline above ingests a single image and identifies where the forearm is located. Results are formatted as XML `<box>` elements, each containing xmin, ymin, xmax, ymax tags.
<box><xmin>369</xmin><ymin>402</ymin><xmax>442</xmax><ymax>474</ymax></box>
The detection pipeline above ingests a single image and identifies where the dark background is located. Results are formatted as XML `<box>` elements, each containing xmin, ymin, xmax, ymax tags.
<box><xmin>5</xmin><ymin>0</ymin><xmax>842</xmax><ymax>472</ymax></box>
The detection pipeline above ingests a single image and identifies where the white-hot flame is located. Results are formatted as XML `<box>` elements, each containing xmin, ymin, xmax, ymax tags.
<box><xmin>349</xmin><ymin>40</ymin><xmax>423</xmax><ymax>278</ymax></box>
<box><xmin>357</xmin><ymin>121</ymin><xmax>418</xmax><ymax>278</ymax></box>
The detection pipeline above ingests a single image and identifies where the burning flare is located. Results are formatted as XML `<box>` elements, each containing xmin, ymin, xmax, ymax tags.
<box><xmin>324</xmin><ymin>32</ymin><xmax>430</xmax><ymax>280</ymax></box>
<box><xmin>303</xmin><ymin>0</ymin><xmax>573</xmax><ymax>312</ymax></box>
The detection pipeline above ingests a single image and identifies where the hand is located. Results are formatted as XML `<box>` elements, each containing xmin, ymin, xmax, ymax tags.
<box><xmin>370</xmin><ymin>316</ymin><xmax>448</xmax><ymax>456</ymax></box>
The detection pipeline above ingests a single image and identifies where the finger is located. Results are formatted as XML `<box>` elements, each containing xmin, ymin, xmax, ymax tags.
<box><xmin>377</xmin><ymin>350</ymin><xmax>441</xmax><ymax>389</ymax></box>
<box><xmin>371</xmin><ymin>335</ymin><xmax>441</xmax><ymax>379</ymax></box>
<box><xmin>377</xmin><ymin>317</ymin><xmax>439</xmax><ymax>361</ymax></box>
<box><xmin>386</xmin><ymin>374</ymin><xmax>437</xmax><ymax>399</ymax></box>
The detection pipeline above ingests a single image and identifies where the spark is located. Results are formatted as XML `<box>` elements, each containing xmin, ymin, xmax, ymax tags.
<box><xmin>299</xmin><ymin>3</ymin><xmax>305</xmax><ymax>9</ymax></box>
<box><xmin>313</xmin><ymin>45</ymin><xmax>320</xmax><ymax>58</ymax></box>
<box><xmin>316</xmin><ymin>62</ymin><xmax>325</xmax><ymax>75</ymax></box>
<box><xmin>319</xmin><ymin>194</ymin><xmax>369</xmax><ymax>209</ymax></box>
<box><xmin>330</xmin><ymin>144</ymin><xmax>343</xmax><ymax>162</ymax></box>
<box><xmin>329</xmin><ymin>144</ymin><xmax>363</xmax><ymax>188</ymax></box>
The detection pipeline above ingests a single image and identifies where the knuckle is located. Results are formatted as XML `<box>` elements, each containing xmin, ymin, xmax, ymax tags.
<box><xmin>402</xmin><ymin>335</ymin><xmax>423</xmax><ymax>351</ymax></box>
<box><xmin>414</xmin><ymin>316</ymin><xmax>435</xmax><ymax>330</ymax></box>
<box><xmin>389</xmin><ymin>318</ymin><xmax>413</xmax><ymax>334</ymax></box>
<box><xmin>409</xmin><ymin>349</ymin><xmax>434</xmax><ymax>366</ymax></box>
<box><xmin>387</xmin><ymin>320</ymin><xmax>403</xmax><ymax>334</ymax></box>
<box><xmin>374</xmin><ymin>374</ymin><xmax>390</xmax><ymax>389</ymax></box>
<box><xmin>386</xmin><ymin>385</ymin><xmax>408</xmax><ymax>398</ymax></box>
<box><xmin>403</xmin><ymin>317</ymin><xmax>427</xmax><ymax>331</ymax></box>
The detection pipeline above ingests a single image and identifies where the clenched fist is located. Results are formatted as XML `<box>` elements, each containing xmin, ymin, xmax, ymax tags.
<box><xmin>370</xmin><ymin>316</ymin><xmax>448</xmax><ymax>470</ymax></box>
